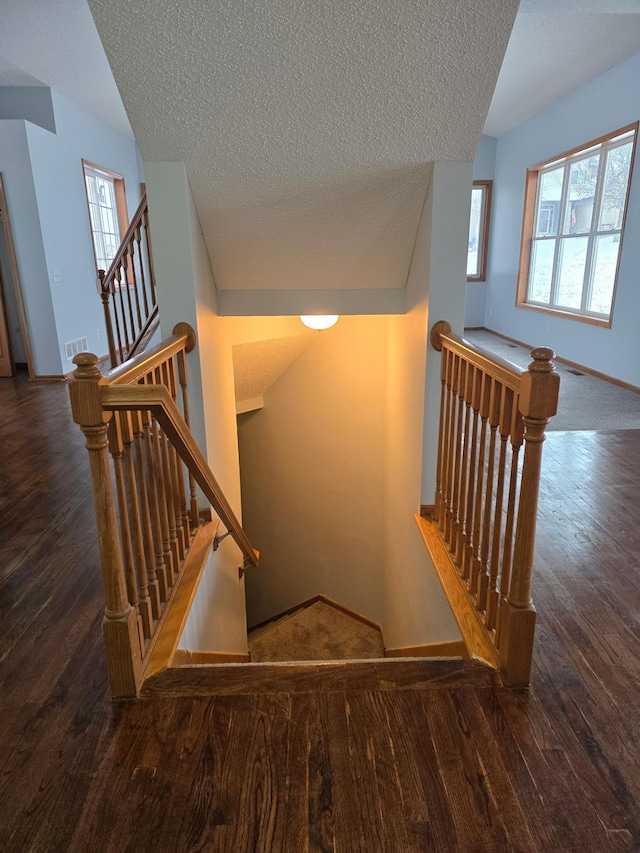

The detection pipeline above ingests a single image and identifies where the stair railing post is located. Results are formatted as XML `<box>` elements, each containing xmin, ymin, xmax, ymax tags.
<box><xmin>498</xmin><ymin>347</ymin><xmax>559</xmax><ymax>686</ymax></box>
<box><xmin>69</xmin><ymin>353</ymin><xmax>143</xmax><ymax>698</ymax></box>
<box><xmin>98</xmin><ymin>269</ymin><xmax>118</xmax><ymax>368</ymax></box>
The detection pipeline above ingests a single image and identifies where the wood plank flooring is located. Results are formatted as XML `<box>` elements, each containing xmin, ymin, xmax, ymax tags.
<box><xmin>2</xmin><ymin>375</ymin><xmax>640</xmax><ymax>851</ymax></box>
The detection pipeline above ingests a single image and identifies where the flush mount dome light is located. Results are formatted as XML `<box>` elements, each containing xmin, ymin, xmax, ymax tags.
<box><xmin>300</xmin><ymin>315</ymin><xmax>339</xmax><ymax>330</ymax></box>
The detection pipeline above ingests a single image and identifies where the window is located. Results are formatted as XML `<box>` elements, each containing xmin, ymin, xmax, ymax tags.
<box><xmin>467</xmin><ymin>180</ymin><xmax>492</xmax><ymax>281</ymax></box>
<box><xmin>82</xmin><ymin>161</ymin><xmax>128</xmax><ymax>273</ymax></box>
<box><xmin>517</xmin><ymin>124</ymin><xmax>637</xmax><ymax>326</ymax></box>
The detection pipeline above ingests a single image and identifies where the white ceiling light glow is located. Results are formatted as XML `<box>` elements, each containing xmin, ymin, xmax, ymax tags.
<box><xmin>300</xmin><ymin>315</ymin><xmax>339</xmax><ymax>331</ymax></box>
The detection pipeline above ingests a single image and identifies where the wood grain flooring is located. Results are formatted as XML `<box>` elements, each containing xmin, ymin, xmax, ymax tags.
<box><xmin>1</xmin><ymin>376</ymin><xmax>640</xmax><ymax>851</ymax></box>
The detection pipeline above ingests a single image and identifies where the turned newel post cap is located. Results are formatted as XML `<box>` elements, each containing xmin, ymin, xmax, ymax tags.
<box><xmin>69</xmin><ymin>353</ymin><xmax>111</xmax><ymax>426</ymax></box>
<box><xmin>520</xmin><ymin>346</ymin><xmax>560</xmax><ymax>420</ymax></box>
<box><xmin>72</xmin><ymin>352</ymin><xmax>102</xmax><ymax>379</ymax></box>
<box><xmin>528</xmin><ymin>347</ymin><xmax>556</xmax><ymax>373</ymax></box>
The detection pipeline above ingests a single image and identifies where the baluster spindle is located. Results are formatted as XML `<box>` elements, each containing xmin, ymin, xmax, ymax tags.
<box><xmin>108</xmin><ymin>415</ymin><xmax>145</xmax><ymax>656</ymax></box>
<box><xmin>142</xmin><ymin>206</ymin><xmax>157</xmax><ymax>307</ymax></box>
<box><xmin>168</xmin><ymin>357</ymin><xmax>190</xmax><ymax>547</ymax></box>
<box><xmin>176</xmin><ymin>344</ymin><xmax>199</xmax><ymax>527</ymax></box>
<box><xmin>450</xmin><ymin>359</ymin><xmax>466</xmax><ymax>554</ymax></box>
<box><xmin>486</xmin><ymin>387</ymin><xmax>513</xmax><ymax>630</ymax></box>
<box><xmin>68</xmin><ymin>353</ymin><xmax>142</xmax><ymax>697</ymax></box>
<box><xmin>120</xmin><ymin>411</ymin><xmax>154</xmax><ymax>638</ymax></box>
<box><xmin>463</xmin><ymin>366</ymin><xmax>482</xmax><ymax>580</ymax></box>
<box><xmin>470</xmin><ymin>371</ymin><xmax>489</xmax><ymax>592</ymax></box>
<box><xmin>128</xmin><ymin>239</ymin><xmax>143</xmax><ymax>331</ymax></box>
<box><xmin>131</xmin><ymin>410</ymin><xmax>161</xmax><ymax>620</ymax></box>
<box><xmin>455</xmin><ymin>362</ymin><xmax>474</xmax><ymax>566</ymax></box>
<box><xmin>134</xmin><ymin>222</ymin><xmax>150</xmax><ymax>318</ymax></box>
<box><xmin>141</xmin><ymin>401</ymin><xmax>169</xmax><ymax>602</ymax></box>
<box><xmin>477</xmin><ymin>379</ymin><xmax>502</xmax><ymax>610</ymax></box>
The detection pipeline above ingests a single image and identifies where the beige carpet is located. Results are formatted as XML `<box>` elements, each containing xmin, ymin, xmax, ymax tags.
<box><xmin>464</xmin><ymin>330</ymin><xmax>640</xmax><ymax>432</ymax></box>
<box><xmin>248</xmin><ymin>600</ymin><xmax>384</xmax><ymax>662</ymax></box>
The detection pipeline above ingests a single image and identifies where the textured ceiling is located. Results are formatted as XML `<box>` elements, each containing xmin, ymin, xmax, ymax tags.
<box><xmin>0</xmin><ymin>0</ymin><xmax>132</xmax><ymax>137</ymax></box>
<box><xmin>232</xmin><ymin>333</ymin><xmax>316</xmax><ymax>402</ymax></box>
<box><xmin>485</xmin><ymin>3</ymin><xmax>640</xmax><ymax>137</ymax></box>
<box><xmin>88</xmin><ymin>0</ymin><xmax>518</xmax><ymax>294</ymax></box>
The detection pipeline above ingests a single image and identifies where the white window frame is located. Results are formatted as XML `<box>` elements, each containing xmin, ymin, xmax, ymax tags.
<box><xmin>82</xmin><ymin>160</ymin><xmax>128</xmax><ymax>275</ymax></box>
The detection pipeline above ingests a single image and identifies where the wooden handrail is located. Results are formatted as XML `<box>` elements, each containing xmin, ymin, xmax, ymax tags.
<box><xmin>102</xmin><ymin>383</ymin><xmax>259</xmax><ymax>567</ymax></box>
<box><xmin>70</xmin><ymin>323</ymin><xmax>258</xmax><ymax>698</ymax></box>
<box><xmin>423</xmin><ymin>320</ymin><xmax>559</xmax><ymax>687</ymax></box>
<box><xmin>100</xmin><ymin>193</ymin><xmax>148</xmax><ymax>294</ymax></box>
<box><xmin>107</xmin><ymin>322</ymin><xmax>195</xmax><ymax>386</ymax></box>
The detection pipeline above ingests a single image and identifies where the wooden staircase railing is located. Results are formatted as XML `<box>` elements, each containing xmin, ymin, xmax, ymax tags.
<box><xmin>97</xmin><ymin>192</ymin><xmax>159</xmax><ymax>368</ymax></box>
<box><xmin>419</xmin><ymin>321</ymin><xmax>560</xmax><ymax>686</ymax></box>
<box><xmin>69</xmin><ymin>323</ymin><xmax>259</xmax><ymax>698</ymax></box>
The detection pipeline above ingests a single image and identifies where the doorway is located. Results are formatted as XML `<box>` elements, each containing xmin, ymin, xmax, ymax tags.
<box><xmin>0</xmin><ymin>174</ymin><xmax>32</xmax><ymax>378</ymax></box>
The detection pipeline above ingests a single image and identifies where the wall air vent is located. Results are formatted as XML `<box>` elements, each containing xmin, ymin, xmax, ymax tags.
<box><xmin>64</xmin><ymin>337</ymin><xmax>89</xmax><ymax>361</ymax></box>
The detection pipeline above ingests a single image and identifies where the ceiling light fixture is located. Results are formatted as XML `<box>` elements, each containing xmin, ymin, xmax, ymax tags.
<box><xmin>300</xmin><ymin>315</ymin><xmax>339</xmax><ymax>330</ymax></box>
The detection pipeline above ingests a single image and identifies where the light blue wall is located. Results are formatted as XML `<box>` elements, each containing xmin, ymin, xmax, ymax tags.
<box><xmin>485</xmin><ymin>52</ymin><xmax>640</xmax><ymax>387</ymax></box>
<box><xmin>0</xmin><ymin>120</ymin><xmax>58</xmax><ymax>374</ymax></box>
<box><xmin>465</xmin><ymin>134</ymin><xmax>497</xmax><ymax>327</ymax></box>
<box><xmin>0</xmin><ymin>87</ymin><xmax>56</xmax><ymax>133</ymax></box>
<box><xmin>25</xmin><ymin>90</ymin><xmax>142</xmax><ymax>373</ymax></box>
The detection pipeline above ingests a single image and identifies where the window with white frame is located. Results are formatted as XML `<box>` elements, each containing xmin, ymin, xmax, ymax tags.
<box><xmin>517</xmin><ymin>124</ymin><xmax>637</xmax><ymax>325</ymax></box>
<box><xmin>83</xmin><ymin>161</ymin><xmax>127</xmax><ymax>273</ymax></box>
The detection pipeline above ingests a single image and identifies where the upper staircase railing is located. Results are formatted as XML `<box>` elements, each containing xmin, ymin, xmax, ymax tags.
<box><xmin>69</xmin><ymin>323</ymin><xmax>259</xmax><ymax>698</ymax></box>
<box><xmin>421</xmin><ymin>321</ymin><xmax>559</xmax><ymax>687</ymax></box>
<box><xmin>98</xmin><ymin>192</ymin><xmax>159</xmax><ymax>368</ymax></box>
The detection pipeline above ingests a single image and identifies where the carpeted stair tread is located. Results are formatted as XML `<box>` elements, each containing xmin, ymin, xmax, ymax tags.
<box><xmin>248</xmin><ymin>600</ymin><xmax>384</xmax><ymax>662</ymax></box>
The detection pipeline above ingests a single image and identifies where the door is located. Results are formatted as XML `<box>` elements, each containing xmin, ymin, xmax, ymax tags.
<box><xmin>0</xmin><ymin>260</ymin><xmax>13</xmax><ymax>376</ymax></box>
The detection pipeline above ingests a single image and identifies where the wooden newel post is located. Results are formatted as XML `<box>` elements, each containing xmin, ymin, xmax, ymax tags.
<box><xmin>498</xmin><ymin>347</ymin><xmax>559</xmax><ymax>686</ymax></box>
<box><xmin>97</xmin><ymin>269</ymin><xmax>118</xmax><ymax>369</ymax></box>
<box><xmin>69</xmin><ymin>353</ymin><xmax>143</xmax><ymax>698</ymax></box>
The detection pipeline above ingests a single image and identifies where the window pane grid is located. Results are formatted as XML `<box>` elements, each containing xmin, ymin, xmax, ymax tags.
<box><xmin>84</xmin><ymin>166</ymin><xmax>124</xmax><ymax>274</ymax></box>
<box><xmin>523</xmin><ymin>126</ymin><xmax>636</xmax><ymax>322</ymax></box>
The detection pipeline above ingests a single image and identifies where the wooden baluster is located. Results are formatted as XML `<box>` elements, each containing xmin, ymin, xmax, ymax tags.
<box><xmin>167</xmin><ymin>357</ymin><xmax>190</xmax><ymax>548</ymax></box>
<box><xmin>495</xmin><ymin>406</ymin><xmax>524</xmax><ymax>646</ymax></box>
<box><xmin>140</xmin><ymin>399</ymin><xmax>169</xmax><ymax>603</ymax></box>
<box><xmin>176</xmin><ymin>345</ymin><xmax>199</xmax><ymax>527</ymax></box>
<box><xmin>462</xmin><ymin>367</ymin><xmax>483</xmax><ymax>580</ymax></box>
<box><xmin>121</xmin><ymin>258</ymin><xmax>137</xmax><ymax>347</ymax></box>
<box><xmin>160</xmin><ymin>360</ymin><xmax>186</xmax><ymax>560</ymax></box>
<box><xmin>450</xmin><ymin>359</ymin><xmax>467</xmax><ymax>555</ymax></box>
<box><xmin>107</xmin><ymin>414</ymin><xmax>145</xmax><ymax>657</ymax></box>
<box><xmin>68</xmin><ymin>353</ymin><xmax>142</xmax><ymax>698</ymax></box>
<box><xmin>438</xmin><ymin>348</ymin><xmax>453</xmax><ymax>532</ymax></box>
<box><xmin>134</xmin><ymin>221</ymin><xmax>150</xmax><ymax>319</ymax></box>
<box><xmin>486</xmin><ymin>387</ymin><xmax>513</xmax><ymax>630</ymax></box>
<box><xmin>477</xmin><ymin>379</ymin><xmax>502</xmax><ymax>610</ymax></box>
<box><xmin>142</xmin><ymin>205</ymin><xmax>157</xmax><ymax>307</ymax></box>
<box><xmin>131</xmin><ymin>409</ymin><xmax>161</xmax><ymax>620</ymax></box>
<box><xmin>434</xmin><ymin>348</ymin><xmax>448</xmax><ymax>526</ymax></box>
<box><xmin>498</xmin><ymin>348</ymin><xmax>559</xmax><ymax>686</ymax></box>
<box><xmin>155</xmin><ymin>365</ymin><xmax>181</xmax><ymax>572</ymax></box>
<box><xmin>443</xmin><ymin>353</ymin><xmax>459</xmax><ymax>545</ymax></box>
<box><xmin>119</xmin><ymin>410</ymin><xmax>154</xmax><ymax>638</ymax></box>
<box><xmin>470</xmin><ymin>371</ymin><xmax>490</xmax><ymax>592</ymax></box>
<box><xmin>146</xmin><ymin>370</ymin><xmax>176</xmax><ymax>586</ymax></box>
<box><xmin>127</xmin><ymin>238</ymin><xmax>143</xmax><ymax>331</ymax></box>
<box><xmin>115</xmin><ymin>263</ymin><xmax>131</xmax><ymax>355</ymax></box>
<box><xmin>455</xmin><ymin>362</ymin><xmax>474</xmax><ymax>567</ymax></box>
<box><xmin>98</xmin><ymin>270</ymin><xmax>118</xmax><ymax>369</ymax></box>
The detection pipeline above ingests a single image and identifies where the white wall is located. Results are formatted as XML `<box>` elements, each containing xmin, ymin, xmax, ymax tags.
<box><xmin>485</xmin><ymin>52</ymin><xmax>640</xmax><ymax>387</ymax></box>
<box><xmin>465</xmin><ymin>134</ymin><xmax>497</xmax><ymax>328</ymax></box>
<box><xmin>25</xmin><ymin>90</ymin><xmax>142</xmax><ymax>374</ymax></box>
<box><xmin>382</xmin><ymin>161</ymin><xmax>468</xmax><ymax>649</ymax></box>
<box><xmin>237</xmin><ymin>315</ymin><xmax>387</xmax><ymax>627</ymax></box>
<box><xmin>145</xmin><ymin>161</ymin><xmax>248</xmax><ymax>654</ymax></box>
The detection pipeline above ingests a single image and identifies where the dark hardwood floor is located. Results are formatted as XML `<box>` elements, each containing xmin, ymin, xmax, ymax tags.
<box><xmin>2</xmin><ymin>374</ymin><xmax>640</xmax><ymax>851</ymax></box>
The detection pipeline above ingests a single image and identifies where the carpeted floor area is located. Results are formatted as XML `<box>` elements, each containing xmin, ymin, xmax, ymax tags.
<box><xmin>248</xmin><ymin>599</ymin><xmax>385</xmax><ymax>662</ymax></box>
<box><xmin>464</xmin><ymin>329</ymin><xmax>640</xmax><ymax>431</ymax></box>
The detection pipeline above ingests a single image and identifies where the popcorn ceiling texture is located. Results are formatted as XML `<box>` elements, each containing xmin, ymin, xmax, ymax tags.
<box><xmin>89</xmin><ymin>0</ymin><xmax>518</xmax><ymax>293</ymax></box>
<box><xmin>232</xmin><ymin>333</ymin><xmax>316</xmax><ymax>402</ymax></box>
